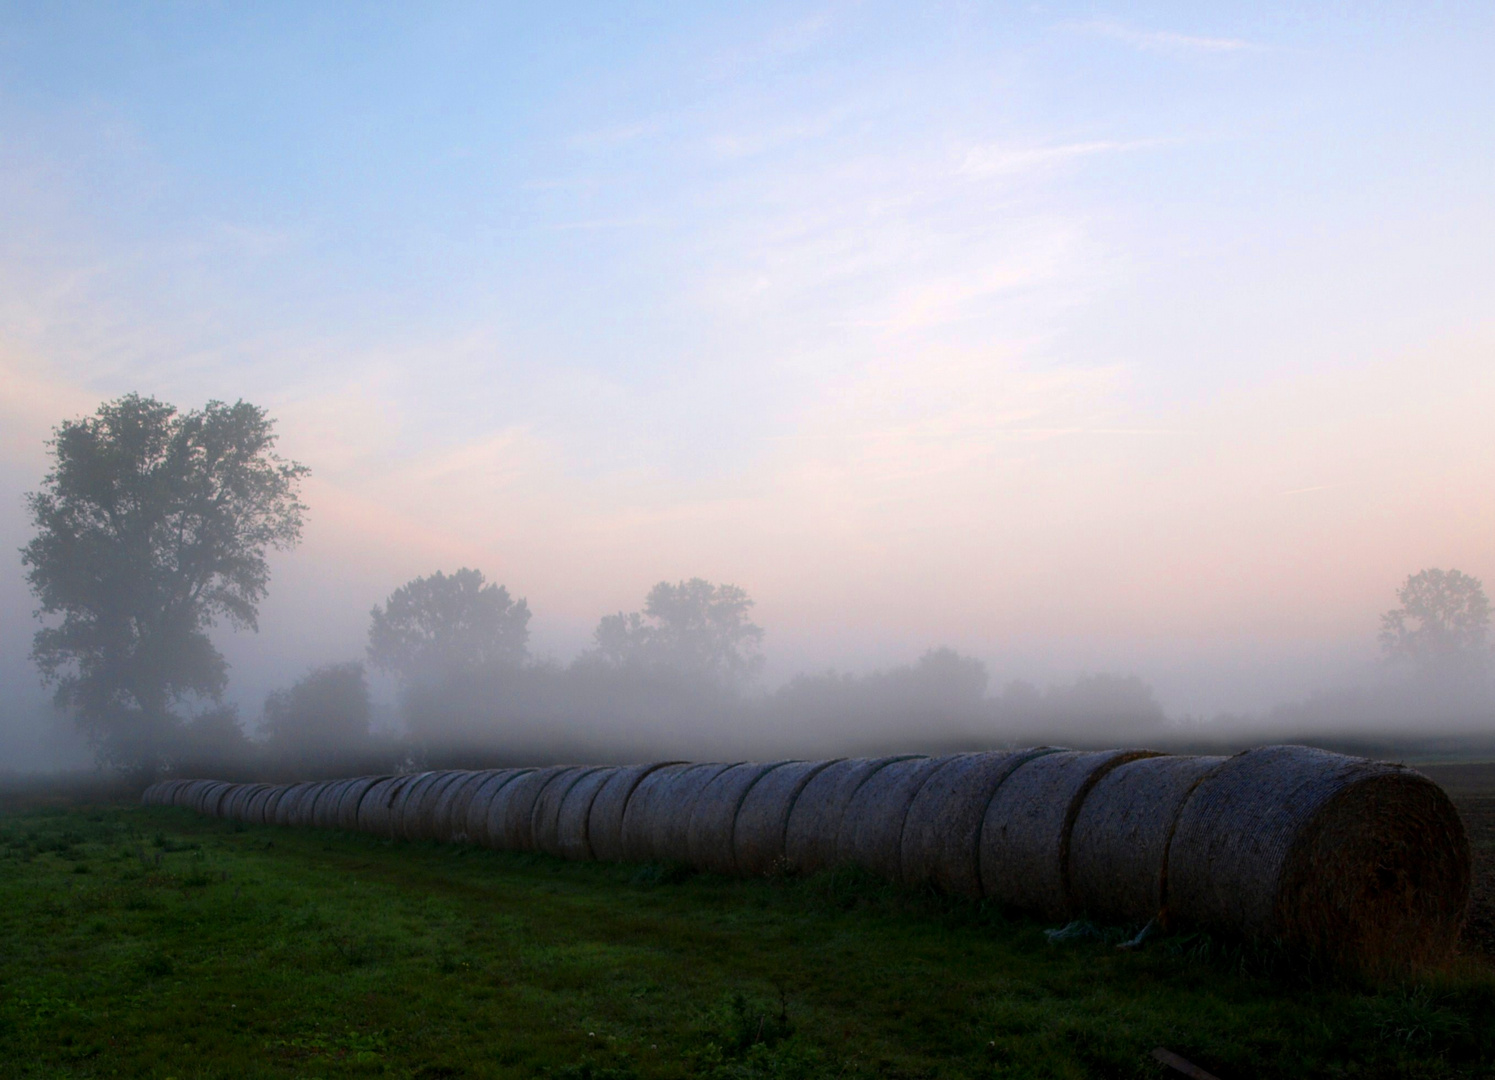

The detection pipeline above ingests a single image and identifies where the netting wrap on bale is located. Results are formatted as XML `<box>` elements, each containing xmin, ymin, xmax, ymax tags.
<box><xmin>733</xmin><ymin>760</ymin><xmax>835</xmax><ymax>877</ymax></box>
<box><xmin>551</xmin><ymin>767</ymin><xmax>617</xmax><ymax>861</ymax></box>
<box><xmin>1165</xmin><ymin>745</ymin><xmax>1470</xmax><ymax>976</ymax></box>
<box><xmin>533</xmin><ymin>767</ymin><xmax>608</xmax><ymax>858</ymax></box>
<box><xmin>785</xmin><ymin>757</ymin><xmax>913</xmax><ymax>875</ymax></box>
<box><xmin>687</xmin><ymin>762</ymin><xmax>791</xmax><ymax>875</ymax></box>
<box><xmin>490</xmin><ymin>766</ymin><xmax>573</xmax><ymax>852</ymax></box>
<box><xmin>462</xmin><ymin>770</ymin><xmax>530</xmax><ymax>847</ymax></box>
<box><xmin>980</xmin><ymin>749</ymin><xmax>1159</xmax><ymax>920</ymax></box>
<box><xmin>1068</xmin><ymin>755</ymin><xmax>1225</xmax><ymax>927</ymax></box>
<box><xmin>900</xmin><ymin>750</ymin><xmax>1055</xmax><ymax>895</ymax></box>
<box><xmin>587</xmin><ymin>764</ymin><xmax>679</xmax><ymax>864</ymax></box>
<box><xmin>650</xmin><ymin>763</ymin><xmax>736</xmax><ymax>865</ymax></box>
<box><xmin>619</xmin><ymin>764</ymin><xmax>691</xmax><ymax>863</ymax></box>
<box><xmin>836</xmin><ymin>756</ymin><xmax>953</xmax><ymax>881</ymax></box>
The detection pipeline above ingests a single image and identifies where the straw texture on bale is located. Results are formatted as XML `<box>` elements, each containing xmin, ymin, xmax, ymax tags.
<box><xmin>258</xmin><ymin>785</ymin><xmax>290</xmax><ymax>825</ymax></box>
<box><xmin>462</xmin><ymin>769</ymin><xmax>529</xmax><ymax>847</ymax></box>
<box><xmin>1166</xmin><ymin>745</ymin><xmax>1471</xmax><ymax>975</ymax></box>
<box><xmin>489</xmin><ymin>766</ymin><xmax>572</xmax><ymax>852</ymax></box>
<box><xmin>533</xmin><ymin>767</ymin><xmax>609</xmax><ymax>859</ymax></box>
<box><xmin>587</xmin><ymin>764</ymin><xmax>680</xmax><ymax>864</ymax></box>
<box><xmin>836</xmin><ymin>756</ymin><xmax>953</xmax><ymax>880</ymax></box>
<box><xmin>332</xmin><ymin>777</ymin><xmax>381</xmax><ymax>832</ymax></box>
<box><xmin>900</xmin><ymin>750</ymin><xmax>1056</xmax><ymax>895</ymax></box>
<box><xmin>648</xmin><ymin>763</ymin><xmax>735</xmax><ymax>864</ymax></box>
<box><xmin>297</xmin><ymin>782</ymin><xmax>336</xmax><ymax>828</ymax></box>
<box><xmin>429</xmin><ymin>771</ymin><xmax>492</xmax><ymax>843</ymax></box>
<box><xmin>687</xmin><ymin>762</ymin><xmax>791</xmax><ymax>874</ymax></box>
<box><xmin>981</xmin><ymin>749</ymin><xmax>1158</xmax><ymax>919</ymax></box>
<box><xmin>733</xmin><ymin>760</ymin><xmax>836</xmax><ymax>876</ymax></box>
<box><xmin>312</xmin><ymin>780</ymin><xmax>353</xmax><ymax>829</ymax></box>
<box><xmin>409</xmin><ymin>772</ymin><xmax>470</xmax><ymax>840</ymax></box>
<box><xmin>222</xmin><ymin>784</ymin><xmax>255</xmax><ymax>820</ymax></box>
<box><xmin>244</xmin><ymin>785</ymin><xmax>278</xmax><ymax>825</ymax></box>
<box><xmin>1067</xmin><ymin>755</ymin><xmax>1226</xmax><ymax>926</ymax></box>
<box><xmin>785</xmin><ymin>757</ymin><xmax>913</xmax><ymax>875</ymax></box>
<box><xmin>552</xmin><ymin>767</ymin><xmax>619</xmax><ymax>861</ymax></box>
<box><xmin>387</xmin><ymin>772</ymin><xmax>440</xmax><ymax>840</ymax></box>
<box><xmin>237</xmin><ymin>784</ymin><xmax>273</xmax><ymax>821</ymax></box>
<box><xmin>199</xmin><ymin>781</ymin><xmax>234</xmax><ymax>816</ymax></box>
<box><xmin>619</xmin><ymin>764</ymin><xmax>691</xmax><ymax>862</ymax></box>
<box><xmin>271</xmin><ymin>782</ymin><xmax>312</xmax><ymax>826</ymax></box>
<box><xmin>357</xmin><ymin>775</ymin><xmax>415</xmax><ymax>836</ymax></box>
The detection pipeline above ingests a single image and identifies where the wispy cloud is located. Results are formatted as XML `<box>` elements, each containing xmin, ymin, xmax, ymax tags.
<box><xmin>1065</xmin><ymin>18</ymin><xmax>1258</xmax><ymax>56</ymax></box>
<box><xmin>958</xmin><ymin>139</ymin><xmax>1161</xmax><ymax>179</ymax></box>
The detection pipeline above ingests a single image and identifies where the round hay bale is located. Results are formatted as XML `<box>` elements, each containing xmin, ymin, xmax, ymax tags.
<box><xmin>1165</xmin><ymin>745</ymin><xmax>1471</xmax><ymax>976</ymax></box>
<box><xmin>533</xmin><ymin>767</ymin><xmax>608</xmax><ymax>858</ymax></box>
<box><xmin>298</xmin><ymin>782</ymin><xmax>340</xmax><ymax>828</ymax></box>
<box><xmin>733</xmin><ymin>760</ymin><xmax>838</xmax><ymax>876</ymax></box>
<box><xmin>552</xmin><ymin>767</ymin><xmax>618</xmax><ymax>861</ymax></box>
<box><xmin>271</xmin><ymin>781</ymin><xmax>316</xmax><ymax>826</ymax></box>
<box><xmin>462</xmin><ymin>770</ymin><xmax>530</xmax><ymax>847</ymax></box>
<box><xmin>785</xmin><ymin>757</ymin><xmax>914</xmax><ymax>875</ymax></box>
<box><xmin>489</xmin><ymin>766</ymin><xmax>573</xmax><ymax>852</ymax></box>
<box><xmin>408</xmin><ymin>771</ymin><xmax>472</xmax><ymax>840</ymax></box>
<box><xmin>386</xmin><ymin>771</ymin><xmax>441</xmax><ymax>839</ymax></box>
<box><xmin>280</xmin><ymin>782</ymin><xmax>316</xmax><ymax>826</ymax></box>
<box><xmin>140</xmin><ymin>781</ymin><xmax>170</xmax><ymax>805</ymax></box>
<box><xmin>187</xmin><ymin>779</ymin><xmax>221</xmax><ymax>812</ymax></box>
<box><xmin>687</xmin><ymin>762</ymin><xmax>792</xmax><ymax>874</ymax></box>
<box><xmin>312</xmin><ymin>780</ymin><xmax>355</xmax><ymax>829</ymax></box>
<box><xmin>176</xmin><ymin>780</ymin><xmax>210</xmax><ymax>810</ymax></box>
<box><xmin>1067</xmin><ymin>755</ymin><xmax>1226</xmax><ymax>927</ymax></box>
<box><xmin>334</xmin><ymin>776</ymin><xmax>386</xmax><ymax>832</ymax></box>
<box><xmin>980</xmin><ymin>748</ymin><xmax>1159</xmax><ymax>919</ymax></box>
<box><xmin>587</xmin><ymin>763</ymin><xmax>682</xmax><ymax>864</ymax></box>
<box><xmin>214</xmin><ymin>784</ymin><xmax>246</xmax><ymax>818</ymax></box>
<box><xmin>199</xmin><ymin>781</ymin><xmax>236</xmax><ymax>817</ymax></box>
<box><xmin>648</xmin><ymin>763</ymin><xmax>736</xmax><ymax>864</ymax></box>
<box><xmin>836</xmin><ymin>756</ymin><xmax>955</xmax><ymax>881</ymax></box>
<box><xmin>619</xmin><ymin>764</ymin><xmax>692</xmax><ymax>863</ymax></box>
<box><xmin>357</xmin><ymin>775</ymin><xmax>414</xmax><ymax>836</ymax></box>
<box><xmin>261</xmin><ymin>785</ymin><xmax>293</xmax><ymax>825</ymax></box>
<box><xmin>227</xmin><ymin>783</ymin><xmax>269</xmax><ymax>821</ymax></box>
<box><xmin>245</xmin><ymin>784</ymin><xmax>282</xmax><ymax>825</ymax></box>
<box><xmin>428</xmin><ymin>771</ymin><xmax>493</xmax><ymax>843</ymax></box>
<box><xmin>900</xmin><ymin>750</ymin><xmax>1058</xmax><ymax>895</ymax></box>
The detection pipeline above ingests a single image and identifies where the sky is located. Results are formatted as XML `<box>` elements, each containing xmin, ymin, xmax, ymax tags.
<box><xmin>2</xmin><ymin>2</ymin><xmax>1493</xmax><ymax>743</ymax></box>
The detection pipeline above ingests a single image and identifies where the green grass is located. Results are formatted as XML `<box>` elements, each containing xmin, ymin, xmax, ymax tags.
<box><xmin>1</xmin><ymin>804</ymin><xmax>1493</xmax><ymax>1079</ymax></box>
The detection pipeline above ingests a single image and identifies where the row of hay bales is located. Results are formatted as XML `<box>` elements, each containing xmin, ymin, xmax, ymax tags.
<box><xmin>144</xmin><ymin>745</ymin><xmax>1471</xmax><ymax>975</ymax></box>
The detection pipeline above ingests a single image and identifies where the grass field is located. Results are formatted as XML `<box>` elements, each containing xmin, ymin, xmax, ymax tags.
<box><xmin>3</xmin><ymin>778</ymin><xmax>1495</xmax><ymax>1080</ymax></box>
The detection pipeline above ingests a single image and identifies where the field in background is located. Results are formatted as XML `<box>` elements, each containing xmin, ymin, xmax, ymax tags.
<box><xmin>2</xmin><ymin>771</ymin><xmax>1495</xmax><ymax>1078</ymax></box>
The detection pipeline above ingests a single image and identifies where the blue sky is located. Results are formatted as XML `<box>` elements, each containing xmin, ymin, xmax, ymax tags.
<box><xmin>2</xmin><ymin>2</ymin><xmax>1493</xmax><ymax>729</ymax></box>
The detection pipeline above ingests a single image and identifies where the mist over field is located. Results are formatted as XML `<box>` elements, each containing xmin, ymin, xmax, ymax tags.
<box><xmin>1</xmin><ymin>4</ymin><xmax>1492</xmax><ymax>775</ymax></box>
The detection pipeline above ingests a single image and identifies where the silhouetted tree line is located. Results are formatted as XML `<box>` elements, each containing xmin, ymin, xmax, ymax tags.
<box><xmin>21</xmin><ymin>395</ymin><xmax>1495</xmax><ymax>777</ymax></box>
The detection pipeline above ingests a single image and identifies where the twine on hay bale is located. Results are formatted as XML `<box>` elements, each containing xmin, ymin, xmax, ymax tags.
<box><xmin>552</xmin><ymin>767</ymin><xmax>618</xmax><ymax>861</ymax></box>
<box><xmin>588</xmin><ymin>763</ymin><xmax>681</xmax><ymax>863</ymax></box>
<box><xmin>532</xmin><ymin>766</ymin><xmax>608</xmax><ymax>858</ymax></box>
<box><xmin>901</xmin><ymin>750</ymin><xmax>1058</xmax><ymax>895</ymax></box>
<box><xmin>836</xmin><ymin>756</ymin><xmax>953</xmax><ymax>881</ymax></box>
<box><xmin>733</xmin><ymin>760</ymin><xmax>837</xmax><ymax>877</ymax></box>
<box><xmin>785</xmin><ymin>757</ymin><xmax>915</xmax><ymax>875</ymax></box>
<box><xmin>688</xmin><ymin>762</ymin><xmax>792</xmax><ymax>875</ymax></box>
<box><xmin>981</xmin><ymin>749</ymin><xmax>1158</xmax><ymax>920</ymax></box>
<box><xmin>428</xmin><ymin>771</ymin><xmax>491</xmax><ymax>843</ymax></box>
<box><xmin>619</xmin><ymin>764</ymin><xmax>691</xmax><ymax>862</ymax></box>
<box><xmin>462</xmin><ymin>769</ymin><xmax>530</xmax><ymax>847</ymax></box>
<box><xmin>650</xmin><ymin>763</ymin><xmax>736</xmax><ymax>865</ymax></box>
<box><xmin>490</xmin><ymin>766</ymin><xmax>573</xmax><ymax>852</ymax></box>
<box><xmin>1165</xmin><ymin>745</ymin><xmax>1471</xmax><ymax>976</ymax></box>
<box><xmin>1068</xmin><ymin>755</ymin><xmax>1226</xmax><ymax>927</ymax></box>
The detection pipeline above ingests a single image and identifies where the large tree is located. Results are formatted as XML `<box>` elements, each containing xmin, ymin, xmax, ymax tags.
<box><xmin>590</xmin><ymin>578</ymin><xmax>765</xmax><ymax>687</ymax></box>
<box><xmin>261</xmin><ymin>661</ymin><xmax>372</xmax><ymax>760</ymax></box>
<box><xmin>1380</xmin><ymin>568</ymin><xmax>1491</xmax><ymax>673</ymax></box>
<box><xmin>22</xmin><ymin>394</ymin><xmax>308</xmax><ymax>768</ymax></box>
<box><xmin>367</xmin><ymin>568</ymin><xmax>531</xmax><ymax>684</ymax></box>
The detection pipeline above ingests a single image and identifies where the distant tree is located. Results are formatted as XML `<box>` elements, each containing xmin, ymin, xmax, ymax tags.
<box><xmin>367</xmin><ymin>568</ymin><xmax>530</xmax><ymax>684</ymax></box>
<box><xmin>261</xmin><ymin>661</ymin><xmax>372</xmax><ymax>759</ymax></box>
<box><xmin>1380</xmin><ymin>569</ymin><xmax>1491</xmax><ymax>673</ymax></box>
<box><xmin>589</xmin><ymin>578</ymin><xmax>765</xmax><ymax>687</ymax></box>
<box><xmin>21</xmin><ymin>394</ymin><xmax>307</xmax><ymax>769</ymax></box>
